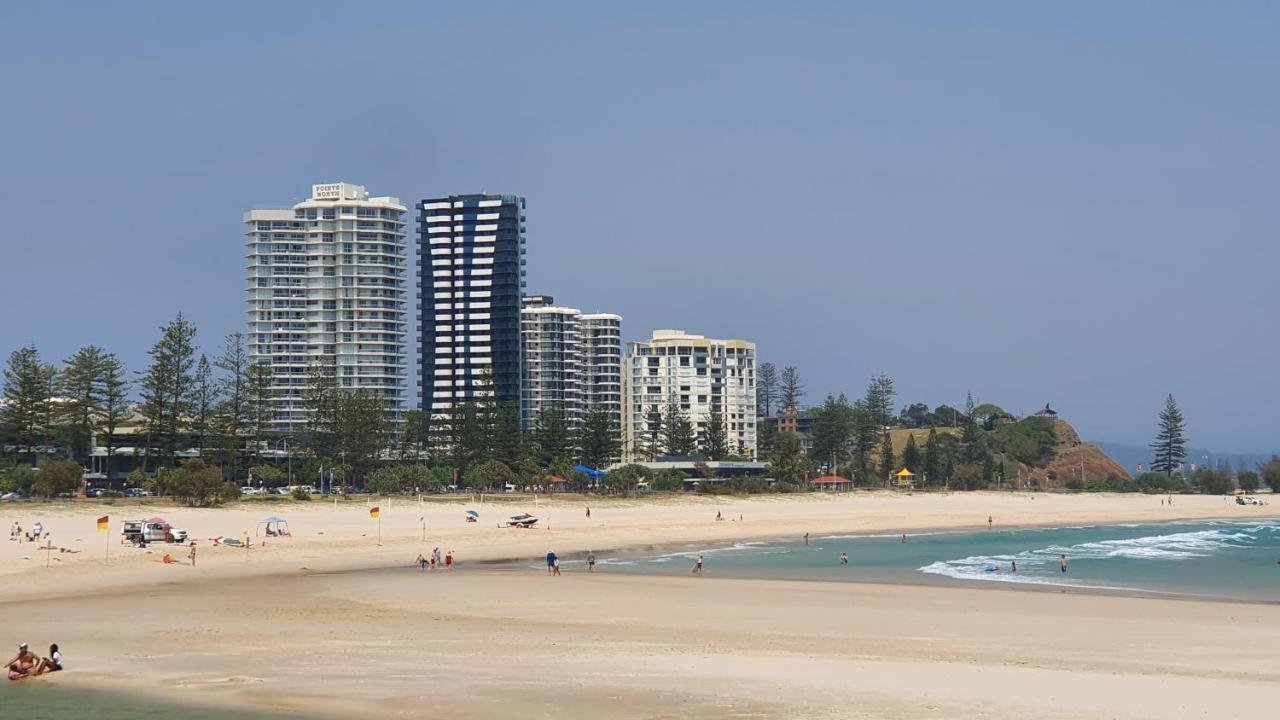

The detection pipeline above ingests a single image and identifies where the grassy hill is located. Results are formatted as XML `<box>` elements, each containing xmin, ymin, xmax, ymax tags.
<box><xmin>868</xmin><ymin>419</ymin><xmax>1128</xmax><ymax>489</ymax></box>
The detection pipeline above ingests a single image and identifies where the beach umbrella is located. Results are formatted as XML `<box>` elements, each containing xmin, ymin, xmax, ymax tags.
<box><xmin>466</xmin><ymin>510</ymin><xmax>479</xmax><ymax>518</ymax></box>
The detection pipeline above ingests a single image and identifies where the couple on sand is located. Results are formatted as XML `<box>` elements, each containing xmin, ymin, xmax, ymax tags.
<box><xmin>7</xmin><ymin>643</ymin><xmax>61</xmax><ymax>681</ymax></box>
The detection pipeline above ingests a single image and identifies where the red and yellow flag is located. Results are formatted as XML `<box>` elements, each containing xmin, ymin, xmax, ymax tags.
<box><xmin>369</xmin><ymin>506</ymin><xmax>380</xmax><ymax>518</ymax></box>
<box><xmin>97</xmin><ymin>515</ymin><xmax>109</xmax><ymax>531</ymax></box>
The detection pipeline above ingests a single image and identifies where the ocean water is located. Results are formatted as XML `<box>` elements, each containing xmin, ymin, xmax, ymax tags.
<box><xmin>547</xmin><ymin>519</ymin><xmax>1280</xmax><ymax>602</ymax></box>
<box><xmin>0</xmin><ymin>684</ymin><xmax>313</xmax><ymax>719</ymax></box>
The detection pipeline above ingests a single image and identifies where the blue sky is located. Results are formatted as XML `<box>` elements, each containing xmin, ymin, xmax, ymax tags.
<box><xmin>1</xmin><ymin>2</ymin><xmax>1276</xmax><ymax>451</ymax></box>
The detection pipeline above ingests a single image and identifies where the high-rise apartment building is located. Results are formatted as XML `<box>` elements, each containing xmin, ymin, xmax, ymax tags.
<box><xmin>417</xmin><ymin>194</ymin><xmax>526</xmax><ymax>417</ymax></box>
<box><xmin>521</xmin><ymin>296</ymin><xmax>584</xmax><ymax>428</ymax></box>
<box><xmin>519</xmin><ymin>296</ymin><xmax>623</xmax><ymax>435</ymax></box>
<box><xmin>580</xmin><ymin>313</ymin><xmax>623</xmax><ymax>422</ymax></box>
<box><xmin>244</xmin><ymin>182</ymin><xmax>408</xmax><ymax>433</ymax></box>
<box><xmin>623</xmin><ymin>330</ymin><xmax>757</xmax><ymax>460</ymax></box>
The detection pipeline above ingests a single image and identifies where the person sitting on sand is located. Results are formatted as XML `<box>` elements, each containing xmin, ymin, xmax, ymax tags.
<box><xmin>6</xmin><ymin>643</ymin><xmax>38</xmax><ymax>680</ymax></box>
<box><xmin>35</xmin><ymin>644</ymin><xmax>61</xmax><ymax>675</ymax></box>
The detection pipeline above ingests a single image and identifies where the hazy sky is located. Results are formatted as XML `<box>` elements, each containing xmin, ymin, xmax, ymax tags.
<box><xmin>1</xmin><ymin>3</ymin><xmax>1276</xmax><ymax>451</ymax></box>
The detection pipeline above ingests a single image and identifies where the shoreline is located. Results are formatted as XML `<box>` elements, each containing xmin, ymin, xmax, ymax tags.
<box><xmin>5</xmin><ymin>493</ymin><xmax>1279</xmax><ymax>719</ymax></box>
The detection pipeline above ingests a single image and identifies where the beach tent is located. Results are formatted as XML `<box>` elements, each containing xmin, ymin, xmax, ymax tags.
<box><xmin>144</xmin><ymin>516</ymin><xmax>168</xmax><ymax>525</ymax></box>
<box><xmin>466</xmin><ymin>510</ymin><xmax>480</xmax><ymax>518</ymax></box>
<box><xmin>894</xmin><ymin>468</ymin><xmax>915</xmax><ymax>489</ymax></box>
<box><xmin>257</xmin><ymin>516</ymin><xmax>290</xmax><ymax>537</ymax></box>
<box><xmin>574</xmin><ymin>464</ymin><xmax>605</xmax><ymax>479</ymax></box>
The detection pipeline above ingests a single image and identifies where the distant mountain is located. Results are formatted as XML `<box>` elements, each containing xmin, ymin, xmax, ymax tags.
<box><xmin>1093</xmin><ymin>442</ymin><xmax>1279</xmax><ymax>476</ymax></box>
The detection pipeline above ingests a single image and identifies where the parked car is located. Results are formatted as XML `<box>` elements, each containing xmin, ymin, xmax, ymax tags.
<box><xmin>240</xmin><ymin>486</ymin><xmax>267</xmax><ymax>496</ymax></box>
<box><xmin>121</xmin><ymin>519</ymin><xmax>188</xmax><ymax>544</ymax></box>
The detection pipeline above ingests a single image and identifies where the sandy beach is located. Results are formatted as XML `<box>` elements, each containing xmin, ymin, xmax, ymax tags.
<box><xmin>3</xmin><ymin>492</ymin><xmax>1278</xmax><ymax>718</ymax></box>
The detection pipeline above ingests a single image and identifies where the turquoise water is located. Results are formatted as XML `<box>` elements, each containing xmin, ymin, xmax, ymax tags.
<box><xmin>0</xmin><ymin>684</ymin><xmax>313</xmax><ymax>719</ymax></box>
<box><xmin>549</xmin><ymin>519</ymin><xmax>1280</xmax><ymax>602</ymax></box>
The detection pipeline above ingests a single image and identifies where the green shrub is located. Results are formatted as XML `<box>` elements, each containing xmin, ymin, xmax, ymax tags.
<box><xmin>35</xmin><ymin>460</ymin><xmax>83</xmax><ymax>498</ymax></box>
<box><xmin>364</xmin><ymin>467</ymin><xmax>402</xmax><ymax>495</ymax></box>
<box><xmin>291</xmin><ymin>486</ymin><xmax>312</xmax><ymax>501</ymax></box>
<box><xmin>0</xmin><ymin>466</ymin><xmax>38</xmax><ymax>495</ymax></box>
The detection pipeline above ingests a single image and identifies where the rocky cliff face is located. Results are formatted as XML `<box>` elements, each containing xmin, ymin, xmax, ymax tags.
<box><xmin>1023</xmin><ymin>420</ymin><xmax>1132</xmax><ymax>488</ymax></box>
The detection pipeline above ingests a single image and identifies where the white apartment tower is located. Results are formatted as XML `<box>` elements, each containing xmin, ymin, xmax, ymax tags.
<box><xmin>244</xmin><ymin>182</ymin><xmax>407</xmax><ymax>433</ymax></box>
<box><xmin>520</xmin><ymin>295</ymin><xmax>623</xmax><ymax>438</ymax></box>
<box><xmin>624</xmin><ymin>330</ymin><xmax>757</xmax><ymax>460</ymax></box>
<box><xmin>580</xmin><ymin>313</ymin><xmax>623</xmax><ymax>421</ymax></box>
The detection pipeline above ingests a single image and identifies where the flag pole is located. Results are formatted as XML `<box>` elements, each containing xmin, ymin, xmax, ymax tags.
<box><xmin>378</xmin><ymin>513</ymin><xmax>382</xmax><ymax>547</ymax></box>
<box><xmin>105</xmin><ymin>519</ymin><xmax>110</xmax><ymax>566</ymax></box>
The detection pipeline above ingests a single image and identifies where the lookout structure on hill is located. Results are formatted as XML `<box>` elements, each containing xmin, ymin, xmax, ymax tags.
<box><xmin>1033</xmin><ymin>403</ymin><xmax>1058</xmax><ymax>417</ymax></box>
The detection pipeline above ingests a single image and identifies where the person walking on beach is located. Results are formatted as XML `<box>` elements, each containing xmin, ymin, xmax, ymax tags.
<box><xmin>433</xmin><ymin>546</ymin><xmax>442</xmax><ymax>569</ymax></box>
<box><xmin>840</xmin><ymin>552</ymin><xmax>849</xmax><ymax>565</ymax></box>
<box><xmin>988</xmin><ymin>516</ymin><xmax>993</xmax><ymax>530</ymax></box>
<box><xmin>445</xmin><ymin>550</ymin><xmax>454</xmax><ymax>569</ymax></box>
<box><xmin>546</xmin><ymin>550</ymin><xmax>558</xmax><ymax>575</ymax></box>
<box><xmin>416</xmin><ymin>553</ymin><xmax>427</xmax><ymax>571</ymax></box>
<box><xmin>585</xmin><ymin>506</ymin><xmax>591</xmax><ymax>519</ymax></box>
<box><xmin>900</xmin><ymin>533</ymin><xmax>907</xmax><ymax>544</ymax></box>
<box><xmin>1011</xmin><ymin>560</ymin><xmax>1017</xmax><ymax>573</ymax></box>
<box><xmin>552</xmin><ymin>557</ymin><xmax>561</xmax><ymax>576</ymax></box>
<box><xmin>715</xmin><ymin>511</ymin><xmax>722</xmax><ymax>521</ymax></box>
<box><xmin>1060</xmin><ymin>554</ymin><xmax>1068</xmax><ymax>573</ymax></box>
<box><xmin>586</xmin><ymin>550</ymin><xmax>596</xmax><ymax>572</ymax></box>
<box><xmin>691</xmin><ymin>555</ymin><xmax>704</xmax><ymax>576</ymax></box>
<box><xmin>187</xmin><ymin>542</ymin><xmax>197</xmax><ymax>566</ymax></box>
<box><xmin>804</xmin><ymin>532</ymin><xmax>810</xmax><ymax>545</ymax></box>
